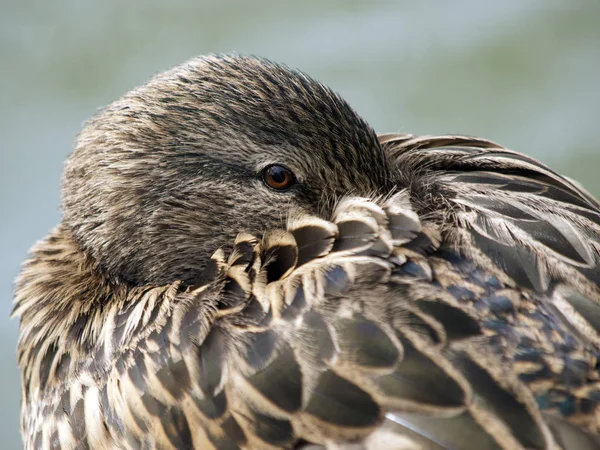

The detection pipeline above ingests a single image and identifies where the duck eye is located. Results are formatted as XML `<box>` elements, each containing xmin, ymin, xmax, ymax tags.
<box><xmin>262</xmin><ymin>165</ymin><xmax>296</xmax><ymax>191</ymax></box>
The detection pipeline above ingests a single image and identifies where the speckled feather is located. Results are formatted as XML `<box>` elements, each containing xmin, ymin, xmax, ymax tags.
<box><xmin>13</xmin><ymin>56</ymin><xmax>600</xmax><ymax>450</ymax></box>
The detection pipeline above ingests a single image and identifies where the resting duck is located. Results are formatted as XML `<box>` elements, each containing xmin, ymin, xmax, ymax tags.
<box><xmin>13</xmin><ymin>54</ymin><xmax>600</xmax><ymax>449</ymax></box>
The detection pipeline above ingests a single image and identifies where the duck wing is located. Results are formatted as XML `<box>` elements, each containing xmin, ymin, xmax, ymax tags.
<box><xmin>17</xmin><ymin>135</ymin><xmax>600</xmax><ymax>450</ymax></box>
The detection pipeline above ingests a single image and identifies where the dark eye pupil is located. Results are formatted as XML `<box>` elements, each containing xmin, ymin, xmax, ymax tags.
<box><xmin>270</xmin><ymin>167</ymin><xmax>287</xmax><ymax>183</ymax></box>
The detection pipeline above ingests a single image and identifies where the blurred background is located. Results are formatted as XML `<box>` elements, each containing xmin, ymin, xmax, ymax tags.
<box><xmin>1</xmin><ymin>0</ymin><xmax>599</xmax><ymax>447</ymax></box>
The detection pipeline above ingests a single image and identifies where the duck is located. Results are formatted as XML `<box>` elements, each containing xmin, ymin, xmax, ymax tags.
<box><xmin>13</xmin><ymin>54</ymin><xmax>600</xmax><ymax>449</ymax></box>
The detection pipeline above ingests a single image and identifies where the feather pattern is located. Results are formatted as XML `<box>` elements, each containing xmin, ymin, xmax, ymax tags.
<box><xmin>15</xmin><ymin>143</ymin><xmax>600</xmax><ymax>447</ymax></box>
<box><xmin>12</xmin><ymin>56</ymin><xmax>600</xmax><ymax>449</ymax></box>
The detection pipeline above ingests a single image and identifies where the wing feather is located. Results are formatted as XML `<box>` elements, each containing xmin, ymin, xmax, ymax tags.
<box><xmin>16</xmin><ymin>134</ymin><xmax>600</xmax><ymax>449</ymax></box>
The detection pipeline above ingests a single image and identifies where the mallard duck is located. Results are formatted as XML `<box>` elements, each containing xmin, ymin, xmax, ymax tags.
<box><xmin>13</xmin><ymin>54</ymin><xmax>600</xmax><ymax>450</ymax></box>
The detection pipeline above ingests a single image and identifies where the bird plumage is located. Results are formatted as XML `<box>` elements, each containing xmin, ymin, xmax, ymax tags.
<box><xmin>13</xmin><ymin>55</ymin><xmax>600</xmax><ymax>449</ymax></box>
